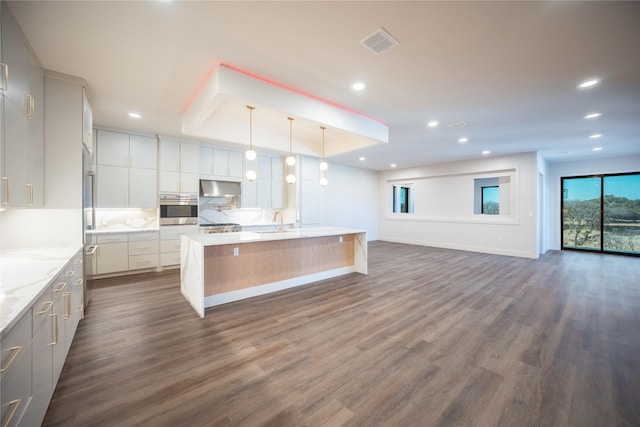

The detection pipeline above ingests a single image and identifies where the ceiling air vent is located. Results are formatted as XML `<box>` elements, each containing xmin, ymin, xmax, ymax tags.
<box><xmin>445</xmin><ymin>121</ymin><xmax>467</xmax><ymax>128</ymax></box>
<box><xmin>360</xmin><ymin>27</ymin><xmax>399</xmax><ymax>55</ymax></box>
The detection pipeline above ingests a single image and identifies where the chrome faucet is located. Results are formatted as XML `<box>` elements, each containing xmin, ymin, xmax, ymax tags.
<box><xmin>273</xmin><ymin>211</ymin><xmax>283</xmax><ymax>232</ymax></box>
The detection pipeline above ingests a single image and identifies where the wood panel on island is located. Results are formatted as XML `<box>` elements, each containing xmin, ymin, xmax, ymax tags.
<box><xmin>179</xmin><ymin>227</ymin><xmax>367</xmax><ymax>317</ymax></box>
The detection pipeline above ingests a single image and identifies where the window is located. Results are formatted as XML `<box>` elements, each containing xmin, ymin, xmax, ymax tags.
<box><xmin>392</xmin><ymin>183</ymin><xmax>414</xmax><ymax>213</ymax></box>
<box><xmin>561</xmin><ymin>172</ymin><xmax>640</xmax><ymax>255</ymax></box>
<box><xmin>481</xmin><ymin>186</ymin><xmax>499</xmax><ymax>215</ymax></box>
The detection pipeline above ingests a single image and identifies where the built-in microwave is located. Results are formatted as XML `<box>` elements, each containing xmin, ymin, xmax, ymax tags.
<box><xmin>159</xmin><ymin>193</ymin><xmax>198</xmax><ymax>225</ymax></box>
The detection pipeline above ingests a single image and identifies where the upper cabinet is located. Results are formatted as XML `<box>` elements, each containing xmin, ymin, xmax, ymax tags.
<box><xmin>159</xmin><ymin>138</ymin><xmax>199</xmax><ymax>194</ymax></box>
<box><xmin>241</xmin><ymin>154</ymin><xmax>285</xmax><ymax>209</ymax></box>
<box><xmin>82</xmin><ymin>88</ymin><xmax>93</xmax><ymax>154</ymax></box>
<box><xmin>95</xmin><ymin>129</ymin><xmax>157</xmax><ymax>208</ymax></box>
<box><xmin>200</xmin><ymin>146</ymin><xmax>242</xmax><ymax>181</ymax></box>
<box><xmin>1</xmin><ymin>2</ymin><xmax>44</xmax><ymax>208</ymax></box>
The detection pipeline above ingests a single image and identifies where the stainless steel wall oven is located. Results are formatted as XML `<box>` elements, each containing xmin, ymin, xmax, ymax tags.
<box><xmin>159</xmin><ymin>193</ymin><xmax>198</xmax><ymax>225</ymax></box>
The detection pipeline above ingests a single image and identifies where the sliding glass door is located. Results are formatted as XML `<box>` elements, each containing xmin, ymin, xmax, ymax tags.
<box><xmin>562</xmin><ymin>172</ymin><xmax>640</xmax><ymax>255</ymax></box>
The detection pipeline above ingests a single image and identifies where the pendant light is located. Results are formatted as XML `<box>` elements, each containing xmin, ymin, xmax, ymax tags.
<box><xmin>245</xmin><ymin>105</ymin><xmax>257</xmax><ymax>181</ymax></box>
<box><xmin>319</xmin><ymin>126</ymin><xmax>328</xmax><ymax>187</ymax></box>
<box><xmin>286</xmin><ymin>117</ymin><xmax>296</xmax><ymax>184</ymax></box>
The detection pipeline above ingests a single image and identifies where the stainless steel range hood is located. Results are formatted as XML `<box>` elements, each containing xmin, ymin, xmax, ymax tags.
<box><xmin>199</xmin><ymin>180</ymin><xmax>241</xmax><ymax>198</ymax></box>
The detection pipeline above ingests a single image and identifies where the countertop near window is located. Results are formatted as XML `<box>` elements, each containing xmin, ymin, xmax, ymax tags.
<box><xmin>0</xmin><ymin>245</ymin><xmax>82</xmax><ymax>335</ymax></box>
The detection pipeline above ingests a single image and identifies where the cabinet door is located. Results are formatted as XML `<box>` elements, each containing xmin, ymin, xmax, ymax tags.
<box><xmin>179</xmin><ymin>172</ymin><xmax>199</xmax><ymax>194</ymax></box>
<box><xmin>180</xmin><ymin>143</ymin><xmax>200</xmax><ymax>174</ymax></box>
<box><xmin>97</xmin><ymin>130</ymin><xmax>129</xmax><ymax>167</ymax></box>
<box><xmin>272</xmin><ymin>179</ymin><xmax>284</xmax><ymax>209</ymax></box>
<box><xmin>159</xmin><ymin>170</ymin><xmax>180</xmax><ymax>193</ymax></box>
<box><xmin>29</xmin><ymin>316</ymin><xmax>54</xmax><ymax>427</ymax></box>
<box><xmin>96</xmin><ymin>164</ymin><xmax>128</xmax><ymax>208</ymax></box>
<box><xmin>82</xmin><ymin>87</ymin><xmax>93</xmax><ymax>153</ymax></box>
<box><xmin>199</xmin><ymin>146</ymin><xmax>214</xmax><ymax>176</ymax></box>
<box><xmin>129</xmin><ymin>135</ymin><xmax>157</xmax><ymax>169</ymax></box>
<box><xmin>52</xmin><ymin>293</ymin><xmax>67</xmax><ymax>384</ymax></box>
<box><xmin>1</xmin><ymin>5</ymin><xmax>28</xmax><ymax>113</ymax></box>
<box><xmin>241</xmin><ymin>180</ymin><xmax>257</xmax><ymax>208</ymax></box>
<box><xmin>228</xmin><ymin>150</ymin><xmax>243</xmax><ymax>178</ymax></box>
<box><xmin>257</xmin><ymin>179</ymin><xmax>271</xmax><ymax>209</ymax></box>
<box><xmin>129</xmin><ymin>168</ymin><xmax>157</xmax><ymax>208</ymax></box>
<box><xmin>96</xmin><ymin>242</ymin><xmax>128</xmax><ymax>274</ymax></box>
<box><xmin>2</xmin><ymin>100</ymin><xmax>28</xmax><ymax>206</ymax></box>
<box><xmin>212</xmin><ymin>149</ymin><xmax>229</xmax><ymax>176</ymax></box>
<box><xmin>26</xmin><ymin>48</ymin><xmax>44</xmax><ymax>207</ymax></box>
<box><xmin>159</xmin><ymin>139</ymin><xmax>180</xmax><ymax>172</ymax></box>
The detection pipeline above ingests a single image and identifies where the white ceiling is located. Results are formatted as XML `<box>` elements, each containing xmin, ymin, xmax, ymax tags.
<box><xmin>8</xmin><ymin>1</ymin><xmax>640</xmax><ymax>171</ymax></box>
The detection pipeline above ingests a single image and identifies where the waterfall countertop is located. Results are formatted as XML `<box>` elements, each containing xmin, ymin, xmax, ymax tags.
<box><xmin>185</xmin><ymin>226</ymin><xmax>367</xmax><ymax>246</ymax></box>
<box><xmin>0</xmin><ymin>245</ymin><xmax>82</xmax><ymax>335</ymax></box>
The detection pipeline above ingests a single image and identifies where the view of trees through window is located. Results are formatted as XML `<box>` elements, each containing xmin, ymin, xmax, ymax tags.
<box><xmin>562</xmin><ymin>172</ymin><xmax>640</xmax><ymax>255</ymax></box>
<box><xmin>481</xmin><ymin>186</ymin><xmax>499</xmax><ymax>215</ymax></box>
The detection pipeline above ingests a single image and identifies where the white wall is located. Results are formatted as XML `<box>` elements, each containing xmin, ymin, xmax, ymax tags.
<box><xmin>545</xmin><ymin>154</ymin><xmax>640</xmax><ymax>250</ymax></box>
<box><xmin>378</xmin><ymin>152</ymin><xmax>538</xmax><ymax>258</ymax></box>
<box><xmin>322</xmin><ymin>163</ymin><xmax>378</xmax><ymax>240</ymax></box>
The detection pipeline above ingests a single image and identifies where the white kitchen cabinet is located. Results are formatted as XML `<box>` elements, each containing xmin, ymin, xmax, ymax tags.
<box><xmin>95</xmin><ymin>233</ymin><xmax>128</xmax><ymax>275</ymax></box>
<box><xmin>130</xmin><ymin>134</ymin><xmax>157</xmax><ymax>169</ymax></box>
<box><xmin>128</xmin><ymin>231</ymin><xmax>159</xmax><ymax>271</ymax></box>
<box><xmin>159</xmin><ymin>139</ymin><xmax>199</xmax><ymax>194</ymax></box>
<box><xmin>29</xmin><ymin>297</ymin><xmax>54</xmax><ymax>427</ymax></box>
<box><xmin>0</xmin><ymin>2</ymin><xmax>44</xmax><ymax>208</ymax></box>
<box><xmin>96</xmin><ymin>164</ymin><xmax>128</xmax><ymax>208</ymax></box>
<box><xmin>1</xmin><ymin>249</ymin><xmax>83</xmax><ymax>427</ymax></box>
<box><xmin>271</xmin><ymin>157</ymin><xmax>285</xmax><ymax>209</ymax></box>
<box><xmin>96</xmin><ymin>129</ymin><xmax>129</xmax><ymax>167</ymax></box>
<box><xmin>159</xmin><ymin>225</ymin><xmax>197</xmax><ymax>267</ymax></box>
<box><xmin>82</xmin><ymin>87</ymin><xmax>93</xmax><ymax>153</ymax></box>
<box><xmin>96</xmin><ymin>130</ymin><xmax>157</xmax><ymax>208</ymax></box>
<box><xmin>129</xmin><ymin>167</ymin><xmax>157</xmax><ymax>208</ymax></box>
<box><xmin>299</xmin><ymin>156</ymin><xmax>323</xmax><ymax>226</ymax></box>
<box><xmin>51</xmin><ymin>279</ymin><xmax>68</xmax><ymax>384</ymax></box>
<box><xmin>0</xmin><ymin>309</ymin><xmax>32</xmax><ymax>427</ymax></box>
<box><xmin>241</xmin><ymin>155</ymin><xmax>285</xmax><ymax>209</ymax></box>
<box><xmin>212</xmin><ymin>148</ymin><xmax>243</xmax><ymax>180</ymax></box>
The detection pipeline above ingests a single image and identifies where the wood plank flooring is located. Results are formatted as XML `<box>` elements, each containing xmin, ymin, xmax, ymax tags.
<box><xmin>42</xmin><ymin>242</ymin><xmax>640</xmax><ymax>427</ymax></box>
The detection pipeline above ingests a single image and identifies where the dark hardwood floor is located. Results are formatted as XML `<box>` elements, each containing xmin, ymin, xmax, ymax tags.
<box><xmin>43</xmin><ymin>241</ymin><xmax>640</xmax><ymax>426</ymax></box>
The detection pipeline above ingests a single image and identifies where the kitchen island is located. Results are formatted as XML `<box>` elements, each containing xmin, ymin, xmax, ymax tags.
<box><xmin>180</xmin><ymin>227</ymin><xmax>367</xmax><ymax>317</ymax></box>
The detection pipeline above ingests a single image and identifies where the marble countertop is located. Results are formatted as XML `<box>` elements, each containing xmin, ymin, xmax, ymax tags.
<box><xmin>184</xmin><ymin>226</ymin><xmax>366</xmax><ymax>246</ymax></box>
<box><xmin>0</xmin><ymin>245</ymin><xmax>82</xmax><ymax>335</ymax></box>
<box><xmin>87</xmin><ymin>228</ymin><xmax>159</xmax><ymax>235</ymax></box>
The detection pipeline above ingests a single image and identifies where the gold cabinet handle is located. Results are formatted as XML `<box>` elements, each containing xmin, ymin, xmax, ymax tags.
<box><xmin>26</xmin><ymin>183</ymin><xmax>34</xmax><ymax>206</ymax></box>
<box><xmin>26</xmin><ymin>93</ymin><xmax>34</xmax><ymax>118</ymax></box>
<box><xmin>54</xmin><ymin>282</ymin><xmax>67</xmax><ymax>293</ymax></box>
<box><xmin>2</xmin><ymin>399</ymin><xmax>21</xmax><ymax>427</ymax></box>
<box><xmin>2</xmin><ymin>176</ymin><xmax>9</xmax><ymax>205</ymax></box>
<box><xmin>50</xmin><ymin>314</ymin><xmax>59</xmax><ymax>345</ymax></box>
<box><xmin>64</xmin><ymin>292</ymin><xmax>71</xmax><ymax>320</ymax></box>
<box><xmin>38</xmin><ymin>300</ymin><xmax>53</xmax><ymax>315</ymax></box>
<box><xmin>0</xmin><ymin>346</ymin><xmax>22</xmax><ymax>373</ymax></box>
<box><xmin>0</xmin><ymin>62</ymin><xmax>7</xmax><ymax>92</ymax></box>
<box><xmin>65</xmin><ymin>270</ymin><xmax>76</xmax><ymax>278</ymax></box>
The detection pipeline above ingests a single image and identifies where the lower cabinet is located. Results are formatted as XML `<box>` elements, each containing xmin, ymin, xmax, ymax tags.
<box><xmin>0</xmin><ymin>249</ymin><xmax>83</xmax><ymax>427</ymax></box>
<box><xmin>160</xmin><ymin>225</ymin><xmax>197</xmax><ymax>267</ymax></box>
<box><xmin>95</xmin><ymin>233</ymin><xmax>128</xmax><ymax>275</ymax></box>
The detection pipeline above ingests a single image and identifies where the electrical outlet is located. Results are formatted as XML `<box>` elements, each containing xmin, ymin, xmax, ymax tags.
<box><xmin>233</xmin><ymin>247</ymin><xmax>239</xmax><ymax>256</ymax></box>
<box><xmin>339</xmin><ymin>236</ymin><xmax>343</xmax><ymax>243</ymax></box>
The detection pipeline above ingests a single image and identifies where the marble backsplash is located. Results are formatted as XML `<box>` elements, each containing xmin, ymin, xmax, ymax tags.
<box><xmin>198</xmin><ymin>205</ymin><xmax>296</xmax><ymax>228</ymax></box>
<box><xmin>94</xmin><ymin>209</ymin><xmax>159</xmax><ymax>231</ymax></box>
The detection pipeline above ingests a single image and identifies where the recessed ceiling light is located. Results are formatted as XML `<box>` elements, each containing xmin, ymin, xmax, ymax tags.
<box><xmin>128</xmin><ymin>112</ymin><xmax>141</xmax><ymax>119</ymax></box>
<box><xmin>359</xmin><ymin>157</ymin><xmax>366</xmax><ymax>161</ymax></box>
<box><xmin>589</xmin><ymin>133</ymin><xmax>602</xmax><ymax>139</ymax></box>
<box><xmin>390</xmin><ymin>163</ymin><xmax>397</xmax><ymax>168</ymax></box>
<box><xmin>482</xmin><ymin>150</ymin><xmax>491</xmax><ymax>155</ymax></box>
<box><xmin>427</xmin><ymin>120</ymin><xmax>439</xmax><ymax>128</ymax></box>
<box><xmin>583</xmin><ymin>112</ymin><xmax>601</xmax><ymax>119</ymax></box>
<box><xmin>593</xmin><ymin>147</ymin><xmax>603</xmax><ymax>151</ymax></box>
<box><xmin>352</xmin><ymin>82</ymin><xmax>366</xmax><ymax>91</ymax></box>
<box><xmin>577</xmin><ymin>78</ymin><xmax>600</xmax><ymax>89</ymax></box>
<box><xmin>458</xmin><ymin>137</ymin><xmax>468</xmax><ymax>144</ymax></box>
